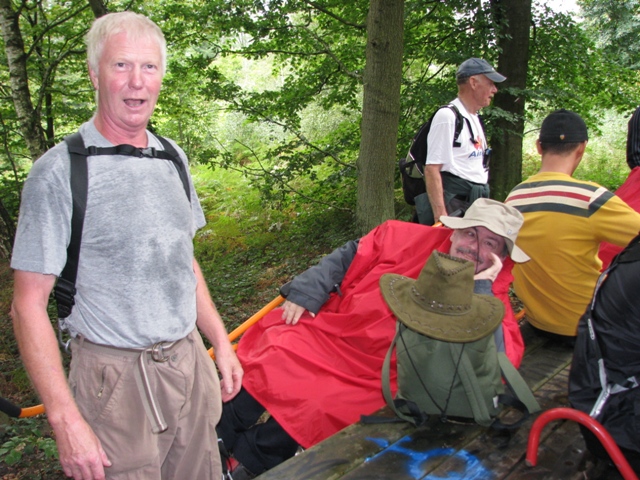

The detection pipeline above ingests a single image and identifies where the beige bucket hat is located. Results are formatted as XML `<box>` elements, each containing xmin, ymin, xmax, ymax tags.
<box><xmin>439</xmin><ymin>198</ymin><xmax>530</xmax><ymax>263</ymax></box>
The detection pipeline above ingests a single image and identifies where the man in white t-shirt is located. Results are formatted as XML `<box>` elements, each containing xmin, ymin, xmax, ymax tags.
<box><xmin>415</xmin><ymin>58</ymin><xmax>506</xmax><ymax>225</ymax></box>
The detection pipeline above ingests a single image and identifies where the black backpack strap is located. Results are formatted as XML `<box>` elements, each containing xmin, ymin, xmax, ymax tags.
<box><xmin>54</xmin><ymin>132</ymin><xmax>88</xmax><ymax>319</ymax></box>
<box><xmin>448</xmin><ymin>104</ymin><xmax>480</xmax><ymax>149</ymax></box>
<box><xmin>580</xmin><ymin>249</ymin><xmax>640</xmax><ymax>419</ymax></box>
<box><xmin>153</xmin><ymin>135</ymin><xmax>191</xmax><ymax>202</ymax></box>
<box><xmin>447</xmin><ymin>104</ymin><xmax>467</xmax><ymax>148</ymax></box>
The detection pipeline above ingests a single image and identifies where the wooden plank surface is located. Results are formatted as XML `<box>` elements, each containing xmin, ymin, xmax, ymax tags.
<box><xmin>257</xmin><ymin>330</ymin><xmax>577</xmax><ymax>480</ymax></box>
<box><xmin>424</xmin><ymin>361</ymin><xmax>573</xmax><ymax>480</ymax></box>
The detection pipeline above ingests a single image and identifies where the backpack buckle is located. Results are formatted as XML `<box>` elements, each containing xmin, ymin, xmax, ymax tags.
<box><xmin>54</xmin><ymin>277</ymin><xmax>76</xmax><ymax>318</ymax></box>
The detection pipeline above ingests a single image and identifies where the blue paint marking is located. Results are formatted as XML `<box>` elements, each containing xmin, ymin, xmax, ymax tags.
<box><xmin>364</xmin><ymin>436</ymin><xmax>494</xmax><ymax>480</ymax></box>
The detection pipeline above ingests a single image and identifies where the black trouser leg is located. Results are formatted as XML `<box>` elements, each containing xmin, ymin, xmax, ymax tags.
<box><xmin>217</xmin><ymin>387</ymin><xmax>267</xmax><ymax>450</ymax></box>
<box><xmin>233</xmin><ymin>415</ymin><xmax>299</xmax><ymax>474</ymax></box>
<box><xmin>216</xmin><ymin>387</ymin><xmax>299</xmax><ymax>474</ymax></box>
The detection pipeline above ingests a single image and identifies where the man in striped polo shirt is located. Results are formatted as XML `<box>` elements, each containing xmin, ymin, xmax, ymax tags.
<box><xmin>505</xmin><ymin>109</ymin><xmax>640</xmax><ymax>345</ymax></box>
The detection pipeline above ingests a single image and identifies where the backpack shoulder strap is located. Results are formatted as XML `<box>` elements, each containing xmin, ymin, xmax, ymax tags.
<box><xmin>447</xmin><ymin>104</ymin><xmax>465</xmax><ymax>148</ymax></box>
<box><xmin>151</xmin><ymin>134</ymin><xmax>191</xmax><ymax>202</ymax></box>
<box><xmin>402</xmin><ymin>104</ymin><xmax>468</xmax><ymax>173</ymax></box>
<box><xmin>382</xmin><ymin>329</ymin><xmax>411</xmax><ymax>421</ymax></box>
<box><xmin>380</xmin><ymin>327</ymin><xmax>428</xmax><ymax>425</ymax></box>
<box><xmin>68</xmin><ymin>133</ymin><xmax>191</xmax><ymax>201</ymax></box>
<box><xmin>447</xmin><ymin>104</ymin><xmax>477</xmax><ymax>148</ymax></box>
<box><xmin>453</xmin><ymin>344</ymin><xmax>540</xmax><ymax>430</ymax></box>
<box><xmin>612</xmin><ymin>233</ymin><xmax>640</xmax><ymax>265</ymax></box>
<box><xmin>579</xmin><ymin>246</ymin><xmax>640</xmax><ymax>418</ymax></box>
<box><xmin>448</xmin><ymin>342</ymin><xmax>494</xmax><ymax>426</ymax></box>
<box><xmin>54</xmin><ymin>132</ymin><xmax>88</xmax><ymax>319</ymax></box>
<box><xmin>498</xmin><ymin>352</ymin><xmax>541</xmax><ymax>414</ymax></box>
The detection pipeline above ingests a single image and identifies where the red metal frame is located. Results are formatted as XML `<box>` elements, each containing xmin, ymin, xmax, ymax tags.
<box><xmin>526</xmin><ymin>407</ymin><xmax>638</xmax><ymax>480</ymax></box>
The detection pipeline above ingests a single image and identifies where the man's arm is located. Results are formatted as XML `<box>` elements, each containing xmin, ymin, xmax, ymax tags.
<box><xmin>192</xmin><ymin>259</ymin><xmax>243</xmax><ymax>402</ymax></box>
<box><xmin>424</xmin><ymin>164</ymin><xmax>447</xmax><ymax>223</ymax></box>
<box><xmin>472</xmin><ymin>253</ymin><xmax>507</xmax><ymax>353</ymax></box>
<box><xmin>279</xmin><ymin>239</ymin><xmax>359</xmax><ymax>324</ymax></box>
<box><xmin>11</xmin><ymin>270</ymin><xmax>110</xmax><ymax>480</ymax></box>
<box><xmin>424</xmin><ymin>106</ymin><xmax>458</xmax><ymax>224</ymax></box>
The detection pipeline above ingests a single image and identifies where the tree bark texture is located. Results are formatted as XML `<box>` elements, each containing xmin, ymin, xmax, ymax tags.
<box><xmin>489</xmin><ymin>0</ymin><xmax>532</xmax><ymax>201</ymax></box>
<box><xmin>355</xmin><ymin>0</ymin><xmax>404</xmax><ymax>235</ymax></box>
<box><xmin>88</xmin><ymin>0</ymin><xmax>108</xmax><ymax>18</ymax></box>
<box><xmin>0</xmin><ymin>0</ymin><xmax>47</xmax><ymax>161</ymax></box>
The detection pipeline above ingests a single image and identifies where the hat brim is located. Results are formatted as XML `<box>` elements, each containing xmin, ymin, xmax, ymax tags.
<box><xmin>380</xmin><ymin>273</ymin><xmax>504</xmax><ymax>343</ymax></box>
<box><xmin>484</xmin><ymin>71</ymin><xmax>506</xmax><ymax>83</ymax></box>
<box><xmin>439</xmin><ymin>216</ymin><xmax>530</xmax><ymax>263</ymax></box>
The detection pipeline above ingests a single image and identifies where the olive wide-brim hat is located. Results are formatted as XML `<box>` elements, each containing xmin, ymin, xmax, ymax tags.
<box><xmin>380</xmin><ymin>251</ymin><xmax>504</xmax><ymax>343</ymax></box>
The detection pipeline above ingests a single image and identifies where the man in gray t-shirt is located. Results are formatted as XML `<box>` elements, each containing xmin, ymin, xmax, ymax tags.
<box><xmin>10</xmin><ymin>12</ymin><xmax>242</xmax><ymax>480</ymax></box>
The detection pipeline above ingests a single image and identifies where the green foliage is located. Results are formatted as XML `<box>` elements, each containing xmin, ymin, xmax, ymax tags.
<box><xmin>579</xmin><ymin>0</ymin><xmax>640</xmax><ymax>70</ymax></box>
<box><xmin>574</xmin><ymin>110</ymin><xmax>629</xmax><ymax>190</ymax></box>
<box><xmin>191</xmin><ymin>163</ymin><xmax>357</xmax><ymax>330</ymax></box>
<box><xmin>0</xmin><ymin>418</ymin><xmax>59</xmax><ymax>469</ymax></box>
<box><xmin>526</xmin><ymin>5</ymin><xmax>639</xmax><ymax>125</ymax></box>
<box><xmin>2</xmin><ymin>0</ymin><xmax>98</xmax><ymax>144</ymax></box>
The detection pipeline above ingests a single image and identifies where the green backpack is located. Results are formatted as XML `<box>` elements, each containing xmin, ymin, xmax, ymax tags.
<box><xmin>382</xmin><ymin>322</ymin><xmax>538</xmax><ymax>427</ymax></box>
<box><xmin>378</xmin><ymin>251</ymin><xmax>540</xmax><ymax>428</ymax></box>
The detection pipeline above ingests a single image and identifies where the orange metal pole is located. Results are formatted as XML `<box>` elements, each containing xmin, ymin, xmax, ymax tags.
<box><xmin>208</xmin><ymin>295</ymin><xmax>285</xmax><ymax>359</ymax></box>
<box><xmin>19</xmin><ymin>405</ymin><xmax>46</xmax><ymax>418</ymax></box>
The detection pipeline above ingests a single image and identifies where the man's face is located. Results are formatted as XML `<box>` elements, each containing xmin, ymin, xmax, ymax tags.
<box><xmin>89</xmin><ymin>31</ymin><xmax>163</xmax><ymax>138</ymax></box>
<box><xmin>471</xmin><ymin>74</ymin><xmax>498</xmax><ymax>109</ymax></box>
<box><xmin>449</xmin><ymin>226</ymin><xmax>507</xmax><ymax>272</ymax></box>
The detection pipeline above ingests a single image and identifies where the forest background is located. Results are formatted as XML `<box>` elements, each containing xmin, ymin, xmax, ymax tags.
<box><xmin>0</xmin><ymin>0</ymin><xmax>639</xmax><ymax>477</ymax></box>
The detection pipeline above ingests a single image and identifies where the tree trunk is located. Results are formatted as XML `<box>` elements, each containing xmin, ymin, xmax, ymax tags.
<box><xmin>355</xmin><ymin>0</ymin><xmax>405</xmax><ymax>235</ymax></box>
<box><xmin>0</xmin><ymin>0</ymin><xmax>47</xmax><ymax>161</ymax></box>
<box><xmin>87</xmin><ymin>0</ymin><xmax>108</xmax><ymax>18</ymax></box>
<box><xmin>488</xmin><ymin>0</ymin><xmax>532</xmax><ymax>200</ymax></box>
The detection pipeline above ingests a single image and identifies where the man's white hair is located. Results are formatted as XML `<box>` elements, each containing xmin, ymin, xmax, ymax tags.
<box><xmin>86</xmin><ymin>11</ymin><xmax>167</xmax><ymax>76</ymax></box>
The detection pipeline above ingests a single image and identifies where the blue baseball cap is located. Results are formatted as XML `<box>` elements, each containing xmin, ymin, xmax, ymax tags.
<box><xmin>456</xmin><ymin>58</ymin><xmax>506</xmax><ymax>83</ymax></box>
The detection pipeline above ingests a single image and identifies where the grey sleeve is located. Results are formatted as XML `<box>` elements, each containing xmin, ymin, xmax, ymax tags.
<box><xmin>473</xmin><ymin>279</ymin><xmax>493</xmax><ymax>296</ymax></box>
<box><xmin>280</xmin><ymin>239</ymin><xmax>360</xmax><ymax>314</ymax></box>
<box><xmin>11</xmin><ymin>145</ymin><xmax>72</xmax><ymax>275</ymax></box>
<box><xmin>474</xmin><ymin>279</ymin><xmax>506</xmax><ymax>353</ymax></box>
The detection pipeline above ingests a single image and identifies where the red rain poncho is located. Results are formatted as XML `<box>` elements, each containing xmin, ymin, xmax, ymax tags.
<box><xmin>599</xmin><ymin>167</ymin><xmax>640</xmax><ymax>269</ymax></box>
<box><xmin>238</xmin><ymin>220</ymin><xmax>524</xmax><ymax>448</ymax></box>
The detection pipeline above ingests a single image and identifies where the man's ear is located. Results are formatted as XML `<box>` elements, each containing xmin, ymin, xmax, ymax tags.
<box><xmin>575</xmin><ymin>141</ymin><xmax>587</xmax><ymax>157</ymax></box>
<box><xmin>88</xmin><ymin>63</ymin><xmax>99</xmax><ymax>90</ymax></box>
<box><xmin>468</xmin><ymin>75</ymin><xmax>479</xmax><ymax>90</ymax></box>
<box><xmin>570</xmin><ymin>141</ymin><xmax>588</xmax><ymax>174</ymax></box>
<box><xmin>535</xmin><ymin>139</ymin><xmax>543</xmax><ymax>155</ymax></box>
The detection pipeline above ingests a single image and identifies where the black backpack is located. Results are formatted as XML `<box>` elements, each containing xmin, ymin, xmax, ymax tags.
<box><xmin>398</xmin><ymin>104</ymin><xmax>476</xmax><ymax>206</ymax></box>
<box><xmin>568</xmin><ymin>234</ymin><xmax>640</xmax><ymax>472</ymax></box>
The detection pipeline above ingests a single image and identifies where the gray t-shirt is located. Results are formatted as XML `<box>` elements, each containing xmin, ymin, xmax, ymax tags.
<box><xmin>11</xmin><ymin>120</ymin><xmax>206</xmax><ymax>348</ymax></box>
